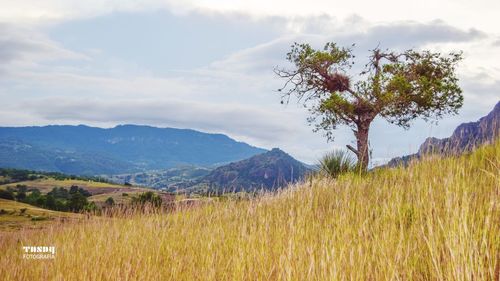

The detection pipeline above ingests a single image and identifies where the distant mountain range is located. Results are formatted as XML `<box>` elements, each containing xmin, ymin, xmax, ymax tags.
<box><xmin>0</xmin><ymin>125</ymin><xmax>266</xmax><ymax>175</ymax></box>
<box><xmin>387</xmin><ymin>101</ymin><xmax>500</xmax><ymax>167</ymax></box>
<box><xmin>191</xmin><ymin>148</ymin><xmax>311</xmax><ymax>193</ymax></box>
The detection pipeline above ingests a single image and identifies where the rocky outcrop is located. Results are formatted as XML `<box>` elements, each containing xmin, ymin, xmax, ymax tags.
<box><xmin>387</xmin><ymin>101</ymin><xmax>500</xmax><ymax>167</ymax></box>
<box><xmin>419</xmin><ymin>101</ymin><xmax>499</xmax><ymax>154</ymax></box>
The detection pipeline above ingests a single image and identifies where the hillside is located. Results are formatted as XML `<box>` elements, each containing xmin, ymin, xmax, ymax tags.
<box><xmin>387</xmin><ymin>100</ymin><xmax>500</xmax><ymax>167</ymax></box>
<box><xmin>0</xmin><ymin>199</ymin><xmax>81</xmax><ymax>231</ymax></box>
<box><xmin>191</xmin><ymin>148</ymin><xmax>311</xmax><ymax>192</ymax></box>
<box><xmin>0</xmin><ymin>125</ymin><xmax>266</xmax><ymax>175</ymax></box>
<box><xmin>0</xmin><ymin>168</ymin><xmax>169</xmax><ymax>212</ymax></box>
<box><xmin>107</xmin><ymin>166</ymin><xmax>212</xmax><ymax>191</ymax></box>
<box><xmin>1</xmin><ymin>140</ymin><xmax>498</xmax><ymax>280</ymax></box>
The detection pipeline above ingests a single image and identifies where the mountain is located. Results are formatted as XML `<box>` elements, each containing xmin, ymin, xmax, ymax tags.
<box><xmin>0</xmin><ymin>125</ymin><xmax>266</xmax><ymax>175</ymax></box>
<box><xmin>191</xmin><ymin>148</ymin><xmax>311</xmax><ymax>193</ymax></box>
<box><xmin>387</xmin><ymin>101</ymin><xmax>500</xmax><ymax>167</ymax></box>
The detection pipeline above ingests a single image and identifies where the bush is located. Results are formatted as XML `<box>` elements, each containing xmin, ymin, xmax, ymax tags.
<box><xmin>105</xmin><ymin>197</ymin><xmax>115</xmax><ymax>206</ymax></box>
<box><xmin>132</xmin><ymin>191</ymin><xmax>162</xmax><ymax>208</ymax></box>
<box><xmin>0</xmin><ymin>189</ymin><xmax>14</xmax><ymax>200</ymax></box>
<box><xmin>319</xmin><ymin>150</ymin><xmax>357</xmax><ymax>178</ymax></box>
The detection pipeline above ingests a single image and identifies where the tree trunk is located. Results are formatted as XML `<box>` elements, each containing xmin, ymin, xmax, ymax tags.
<box><xmin>356</xmin><ymin>124</ymin><xmax>370</xmax><ymax>170</ymax></box>
<box><xmin>346</xmin><ymin>121</ymin><xmax>370</xmax><ymax>170</ymax></box>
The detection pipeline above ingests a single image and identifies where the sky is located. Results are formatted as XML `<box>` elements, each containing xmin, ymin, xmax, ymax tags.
<box><xmin>0</xmin><ymin>0</ymin><xmax>499</xmax><ymax>165</ymax></box>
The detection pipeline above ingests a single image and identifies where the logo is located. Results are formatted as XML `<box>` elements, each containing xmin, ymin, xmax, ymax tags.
<box><xmin>22</xmin><ymin>246</ymin><xmax>56</xmax><ymax>259</ymax></box>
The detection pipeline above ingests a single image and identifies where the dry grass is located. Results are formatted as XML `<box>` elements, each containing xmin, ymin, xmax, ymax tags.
<box><xmin>0</xmin><ymin>141</ymin><xmax>498</xmax><ymax>280</ymax></box>
<box><xmin>0</xmin><ymin>178</ymin><xmax>126</xmax><ymax>193</ymax></box>
<box><xmin>0</xmin><ymin>199</ymin><xmax>80</xmax><ymax>231</ymax></box>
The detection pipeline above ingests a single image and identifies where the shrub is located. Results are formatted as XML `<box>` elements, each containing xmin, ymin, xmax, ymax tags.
<box><xmin>105</xmin><ymin>197</ymin><xmax>115</xmax><ymax>206</ymax></box>
<box><xmin>318</xmin><ymin>149</ymin><xmax>357</xmax><ymax>178</ymax></box>
<box><xmin>132</xmin><ymin>191</ymin><xmax>162</xmax><ymax>208</ymax></box>
<box><xmin>0</xmin><ymin>189</ymin><xmax>14</xmax><ymax>200</ymax></box>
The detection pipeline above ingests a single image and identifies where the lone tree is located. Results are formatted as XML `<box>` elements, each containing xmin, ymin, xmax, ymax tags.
<box><xmin>275</xmin><ymin>43</ymin><xmax>463</xmax><ymax>169</ymax></box>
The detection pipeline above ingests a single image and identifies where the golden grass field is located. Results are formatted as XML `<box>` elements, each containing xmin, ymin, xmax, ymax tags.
<box><xmin>0</xmin><ymin>141</ymin><xmax>498</xmax><ymax>280</ymax></box>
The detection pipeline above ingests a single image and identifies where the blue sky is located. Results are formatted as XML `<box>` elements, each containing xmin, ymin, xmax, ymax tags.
<box><xmin>1</xmin><ymin>0</ymin><xmax>499</xmax><ymax>164</ymax></box>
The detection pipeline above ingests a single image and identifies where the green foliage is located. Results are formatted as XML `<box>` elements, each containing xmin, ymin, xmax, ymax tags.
<box><xmin>105</xmin><ymin>197</ymin><xmax>115</xmax><ymax>206</ymax></box>
<box><xmin>132</xmin><ymin>191</ymin><xmax>162</xmax><ymax>208</ymax></box>
<box><xmin>68</xmin><ymin>193</ymin><xmax>88</xmax><ymax>212</ymax></box>
<box><xmin>0</xmin><ymin>168</ymin><xmax>111</xmax><ymax>185</ymax></box>
<box><xmin>7</xmin><ymin>185</ymin><xmax>94</xmax><ymax>213</ymax></box>
<box><xmin>84</xmin><ymin>202</ymin><xmax>98</xmax><ymax>212</ymax></box>
<box><xmin>15</xmin><ymin>191</ymin><xmax>26</xmax><ymax>201</ymax></box>
<box><xmin>0</xmin><ymin>190</ymin><xmax>14</xmax><ymax>200</ymax></box>
<box><xmin>318</xmin><ymin>150</ymin><xmax>357</xmax><ymax>178</ymax></box>
<box><xmin>69</xmin><ymin>185</ymin><xmax>91</xmax><ymax>197</ymax></box>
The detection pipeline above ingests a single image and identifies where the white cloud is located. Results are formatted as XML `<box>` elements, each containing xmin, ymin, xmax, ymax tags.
<box><xmin>3</xmin><ymin>0</ymin><xmax>500</xmax><ymax>35</ymax></box>
<box><xmin>0</xmin><ymin>24</ymin><xmax>86</xmax><ymax>69</ymax></box>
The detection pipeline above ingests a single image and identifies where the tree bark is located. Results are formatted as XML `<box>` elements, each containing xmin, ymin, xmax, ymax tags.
<box><xmin>356</xmin><ymin>124</ymin><xmax>370</xmax><ymax>170</ymax></box>
<box><xmin>347</xmin><ymin>121</ymin><xmax>370</xmax><ymax>170</ymax></box>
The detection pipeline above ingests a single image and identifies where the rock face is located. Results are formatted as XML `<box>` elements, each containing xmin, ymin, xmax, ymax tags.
<box><xmin>387</xmin><ymin>101</ymin><xmax>500</xmax><ymax>167</ymax></box>
<box><xmin>195</xmin><ymin>148</ymin><xmax>311</xmax><ymax>192</ymax></box>
<box><xmin>419</xmin><ymin>101</ymin><xmax>500</xmax><ymax>154</ymax></box>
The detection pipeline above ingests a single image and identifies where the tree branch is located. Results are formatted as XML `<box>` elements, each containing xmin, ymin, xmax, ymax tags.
<box><xmin>346</xmin><ymin>145</ymin><xmax>359</xmax><ymax>157</ymax></box>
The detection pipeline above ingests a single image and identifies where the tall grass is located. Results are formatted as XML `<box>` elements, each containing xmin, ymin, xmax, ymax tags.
<box><xmin>0</xmin><ymin>141</ymin><xmax>499</xmax><ymax>280</ymax></box>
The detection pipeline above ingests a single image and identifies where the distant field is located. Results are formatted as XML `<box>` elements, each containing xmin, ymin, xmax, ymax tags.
<box><xmin>0</xmin><ymin>178</ymin><xmax>128</xmax><ymax>194</ymax></box>
<box><xmin>0</xmin><ymin>199</ymin><xmax>80</xmax><ymax>231</ymax></box>
<box><xmin>0</xmin><ymin>176</ymin><xmax>169</xmax><ymax>214</ymax></box>
<box><xmin>0</xmin><ymin>141</ymin><xmax>498</xmax><ymax>280</ymax></box>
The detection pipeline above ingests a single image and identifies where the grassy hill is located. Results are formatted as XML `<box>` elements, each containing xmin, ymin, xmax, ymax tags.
<box><xmin>0</xmin><ymin>199</ymin><xmax>80</xmax><ymax>231</ymax></box>
<box><xmin>0</xmin><ymin>141</ymin><xmax>498</xmax><ymax>280</ymax></box>
<box><xmin>0</xmin><ymin>177</ymin><xmax>155</xmax><ymax>204</ymax></box>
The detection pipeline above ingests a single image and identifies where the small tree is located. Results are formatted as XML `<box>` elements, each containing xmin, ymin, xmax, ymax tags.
<box><xmin>132</xmin><ymin>192</ymin><xmax>162</xmax><ymax>208</ymax></box>
<box><xmin>276</xmin><ymin>43</ymin><xmax>463</xmax><ymax>169</ymax></box>
<box><xmin>105</xmin><ymin>197</ymin><xmax>115</xmax><ymax>206</ymax></box>
<box><xmin>68</xmin><ymin>192</ymin><xmax>88</xmax><ymax>212</ymax></box>
<box><xmin>0</xmin><ymin>190</ymin><xmax>14</xmax><ymax>200</ymax></box>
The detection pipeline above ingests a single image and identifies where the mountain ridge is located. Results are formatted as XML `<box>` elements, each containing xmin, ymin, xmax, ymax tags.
<box><xmin>386</xmin><ymin>101</ymin><xmax>500</xmax><ymax>167</ymax></box>
<box><xmin>0</xmin><ymin>124</ymin><xmax>266</xmax><ymax>175</ymax></box>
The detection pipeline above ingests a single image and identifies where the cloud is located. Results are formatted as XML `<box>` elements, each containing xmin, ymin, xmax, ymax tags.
<box><xmin>0</xmin><ymin>24</ymin><xmax>87</xmax><ymax>78</ymax></box>
<box><xmin>357</xmin><ymin>20</ymin><xmax>485</xmax><ymax>47</ymax></box>
<box><xmin>207</xmin><ymin>20</ymin><xmax>487</xmax><ymax>76</ymax></box>
<box><xmin>16</xmin><ymin>97</ymin><xmax>304</xmax><ymax>144</ymax></box>
<box><xmin>0</xmin><ymin>24</ymin><xmax>85</xmax><ymax>63</ymax></box>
